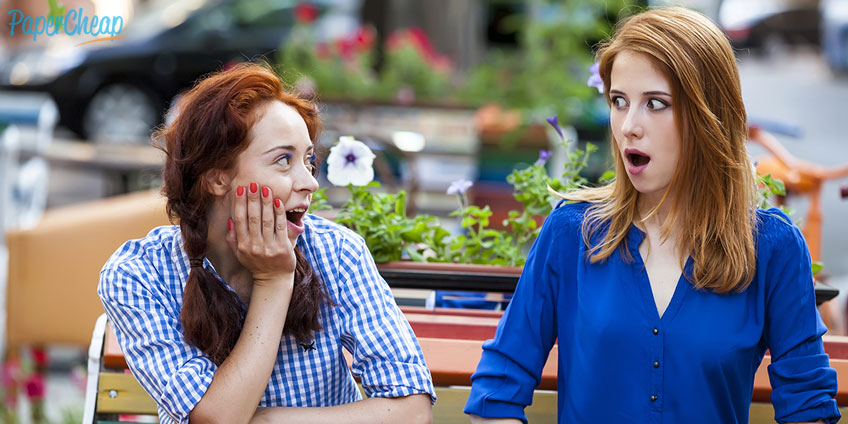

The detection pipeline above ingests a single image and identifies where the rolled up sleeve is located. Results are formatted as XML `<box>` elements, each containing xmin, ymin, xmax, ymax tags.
<box><xmin>764</xmin><ymin>216</ymin><xmax>840</xmax><ymax>424</ymax></box>
<box><xmin>99</xmin><ymin>265</ymin><xmax>217</xmax><ymax>424</ymax></box>
<box><xmin>464</xmin><ymin>208</ymin><xmax>563</xmax><ymax>423</ymax></box>
<box><xmin>336</xmin><ymin>236</ymin><xmax>436</xmax><ymax>403</ymax></box>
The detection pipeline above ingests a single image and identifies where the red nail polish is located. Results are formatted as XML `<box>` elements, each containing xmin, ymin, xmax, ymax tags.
<box><xmin>262</xmin><ymin>186</ymin><xmax>270</xmax><ymax>198</ymax></box>
<box><xmin>228</xmin><ymin>218</ymin><xmax>232</xmax><ymax>231</ymax></box>
<box><xmin>236</xmin><ymin>185</ymin><xmax>245</xmax><ymax>196</ymax></box>
<box><xmin>249</xmin><ymin>182</ymin><xmax>258</xmax><ymax>194</ymax></box>
<box><xmin>274</xmin><ymin>199</ymin><xmax>282</xmax><ymax>208</ymax></box>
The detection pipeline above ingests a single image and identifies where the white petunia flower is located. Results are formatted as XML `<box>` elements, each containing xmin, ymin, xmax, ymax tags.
<box><xmin>326</xmin><ymin>136</ymin><xmax>376</xmax><ymax>187</ymax></box>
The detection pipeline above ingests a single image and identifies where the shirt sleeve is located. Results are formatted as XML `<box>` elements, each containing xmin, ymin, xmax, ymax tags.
<box><xmin>336</xmin><ymin>236</ymin><xmax>437</xmax><ymax>403</ymax></box>
<box><xmin>464</xmin><ymin>208</ymin><xmax>564</xmax><ymax>423</ymax></box>
<box><xmin>763</xmin><ymin>217</ymin><xmax>841</xmax><ymax>424</ymax></box>
<box><xmin>99</xmin><ymin>264</ymin><xmax>217</xmax><ymax>424</ymax></box>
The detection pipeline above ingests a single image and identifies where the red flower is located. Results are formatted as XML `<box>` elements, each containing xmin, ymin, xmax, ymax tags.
<box><xmin>294</xmin><ymin>2</ymin><xmax>319</xmax><ymax>25</ymax></box>
<box><xmin>32</xmin><ymin>347</ymin><xmax>48</xmax><ymax>368</ymax></box>
<box><xmin>24</xmin><ymin>373</ymin><xmax>45</xmax><ymax>400</ymax></box>
<box><xmin>354</xmin><ymin>26</ymin><xmax>376</xmax><ymax>52</ymax></box>
<box><xmin>335</xmin><ymin>38</ymin><xmax>355</xmax><ymax>61</ymax></box>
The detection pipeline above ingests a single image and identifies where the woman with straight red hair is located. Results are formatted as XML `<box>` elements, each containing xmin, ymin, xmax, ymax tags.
<box><xmin>98</xmin><ymin>62</ymin><xmax>434</xmax><ymax>424</ymax></box>
<box><xmin>465</xmin><ymin>7</ymin><xmax>839</xmax><ymax>424</ymax></box>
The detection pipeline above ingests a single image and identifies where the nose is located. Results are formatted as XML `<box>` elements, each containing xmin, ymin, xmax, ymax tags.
<box><xmin>620</xmin><ymin>108</ymin><xmax>644</xmax><ymax>140</ymax></box>
<box><xmin>294</xmin><ymin>162</ymin><xmax>319</xmax><ymax>194</ymax></box>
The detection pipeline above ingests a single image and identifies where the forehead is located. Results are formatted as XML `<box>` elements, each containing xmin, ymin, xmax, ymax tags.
<box><xmin>609</xmin><ymin>50</ymin><xmax>671</xmax><ymax>93</ymax></box>
<box><xmin>244</xmin><ymin>100</ymin><xmax>312</xmax><ymax>153</ymax></box>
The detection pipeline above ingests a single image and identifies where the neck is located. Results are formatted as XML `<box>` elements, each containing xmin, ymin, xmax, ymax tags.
<box><xmin>204</xmin><ymin>200</ymin><xmax>249</xmax><ymax>284</ymax></box>
<box><xmin>637</xmin><ymin>190</ymin><xmax>673</xmax><ymax>233</ymax></box>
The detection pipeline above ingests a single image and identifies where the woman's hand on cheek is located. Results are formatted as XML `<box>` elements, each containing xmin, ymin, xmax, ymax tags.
<box><xmin>227</xmin><ymin>183</ymin><xmax>297</xmax><ymax>287</ymax></box>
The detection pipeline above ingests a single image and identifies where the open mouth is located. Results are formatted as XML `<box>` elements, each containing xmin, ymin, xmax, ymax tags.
<box><xmin>286</xmin><ymin>208</ymin><xmax>307</xmax><ymax>226</ymax></box>
<box><xmin>626</xmin><ymin>151</ymin><xmax>651</xmax><ymax>167</ymax></box>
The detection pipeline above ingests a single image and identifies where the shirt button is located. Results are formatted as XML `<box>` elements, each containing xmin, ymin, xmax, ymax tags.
<box><xmin>653</xmin><ymin>361</ymin><xmax>660</xmax><ymax>368</ymax></box>
<box><xmin>651</xmin><ymin>395</ymin><xmax>658</xmax><ymax>402</ymax></box>
<box><xmin>653</xmin><ymin>328</ymin><xmax>659</xmax><ymax>335</ymax></box>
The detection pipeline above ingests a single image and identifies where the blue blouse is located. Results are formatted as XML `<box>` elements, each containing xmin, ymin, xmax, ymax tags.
<box><xmin>464</xmin><ymin>202</ymin><xmax>840</xmax><ymax>424</ymax></box>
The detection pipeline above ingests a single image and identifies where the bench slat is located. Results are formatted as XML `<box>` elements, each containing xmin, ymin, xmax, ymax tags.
<box><xmin>97</xmin><ymin>372</ymin><xmax>158</xmax><ymax>415</ymax></box>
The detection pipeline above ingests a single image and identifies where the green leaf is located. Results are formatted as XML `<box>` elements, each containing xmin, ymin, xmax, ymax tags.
<box><xmin>812</xmin><ymin>261</ymin><xmax>824</xmax><ymax>275</ymax></box>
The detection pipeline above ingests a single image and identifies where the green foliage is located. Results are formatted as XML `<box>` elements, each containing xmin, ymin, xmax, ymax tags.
<box><xmin>278</xmin><ymin>25</ymin><xmax>378</xmax><ymax>101</ymax></box>
<box><xmin>328</xmin><ymin>136</ymin><xmax>595</xmax><ymax>266</ymax></box>
<box><xmin>460</xmin><ymin>0</ymin><xmax>634</xmax><ymax>127</ymax></box>
<box><xmin>757</xmin><ymin>173</ymin><xmax>794</xmax><ymax>218</ymax></box>
<box><xmin>47</xmin><ymin>0</ymin><xmax>66</xmax><ymax>31</ymax></box>
<box><xmin>332</xmin><ymin>183</ymin><xmax>444</xmax><ymax>263</ymax></box>
<box><xmin>812</xmin><ymin>261</ymin><xmax>824</xmax><ymax>276</ymax></box>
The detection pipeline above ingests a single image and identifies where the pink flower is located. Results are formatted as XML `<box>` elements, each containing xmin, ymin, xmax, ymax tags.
<box><xmin>24</xmin><ymin>373</ymin><xmax>45</xmax><ymax>400</ymax></box>
<box><xmin>2</xmin><ymin>360</ymin><xmax>20</xmax><ymax>389</ymax></box>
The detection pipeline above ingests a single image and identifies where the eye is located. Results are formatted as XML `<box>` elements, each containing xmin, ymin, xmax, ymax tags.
<box><xmin>647</xmin><ymin>98</ymin><xmax>670</xmax><ymax>111</ymax></box>
<box><xmin>611</xmin><ymin>96</ymin><xmax>628</xmax><ymax>109</ymax></box>
<box><xmin>275</xmin><ymin>153</ymin><xmax>292</xmax><ymax>168</ymax></box>
<box><xmin>305</xmin><ymin>153</ymin><xmax>317</xmax><ymax>172</ymax></box>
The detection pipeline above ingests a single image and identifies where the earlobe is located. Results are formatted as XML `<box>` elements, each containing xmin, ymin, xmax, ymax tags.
<box><xmin>204</xmin><ymin>169</ymin><xmax>232</xmax><ymax>197</ymax></box>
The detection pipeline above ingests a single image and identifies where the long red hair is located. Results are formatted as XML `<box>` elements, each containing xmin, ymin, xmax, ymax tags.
<box><xmin>563</xmin><ymin>7</ymin><xmax>757</xmax><ymax>293</ymax></box>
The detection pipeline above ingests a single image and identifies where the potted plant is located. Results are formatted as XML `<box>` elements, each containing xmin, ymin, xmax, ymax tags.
<box><xmin>308</xmin><ymin>117</ymin><xmax>600</xmax><ymax>300</ymax></box>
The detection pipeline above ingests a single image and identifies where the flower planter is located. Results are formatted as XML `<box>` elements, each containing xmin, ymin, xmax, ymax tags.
<box><xmin>376</xmin><ymin>261</ymin><xmax>522</xmax><ymax>293</ymax></box>
<box><xmin>377</xmin><ymin>261</ymin><xmax>837</xmax><ymax>307</ymax></box>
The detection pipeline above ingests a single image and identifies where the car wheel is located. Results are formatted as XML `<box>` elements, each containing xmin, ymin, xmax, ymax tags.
<box><xmin>83</xmin><ymin>83</ymin><xmax>160</xmax><ymax>145</ymax></box>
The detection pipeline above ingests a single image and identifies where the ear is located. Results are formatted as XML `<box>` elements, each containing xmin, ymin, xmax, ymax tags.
<box><xmin>203</xmin><ymin>169</ymin><xmax>232</xmax><ymax>197</ymax></box>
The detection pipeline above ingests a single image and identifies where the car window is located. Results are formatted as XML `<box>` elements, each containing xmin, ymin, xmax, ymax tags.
<box><xmin>232</xmin><ymin>0</ymin><xmax>297</xmax><ymax>29</ymax></box>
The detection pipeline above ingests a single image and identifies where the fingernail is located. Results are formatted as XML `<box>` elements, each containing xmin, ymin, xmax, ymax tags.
<box><xmin>236</xmin><ymin>185</ymin><xmax>245</xmax><ymax>197</ymax></box>
<box><xmin>262</xmin><ymin>186</ymin><xmax>270</xmax><ymax>198</ymax></box>
<box><xmin>274</xmin><ymin>199</ymin><xmax>282</xmax><ymax>208</ymax></box>
<box><xmin>249</xmin><ymin>182</ymin><xmax>258</xmax><ymax>194</ymax></box>
<box><xmin>228</xmin><ymin>218</ymin><xmax>232</xmax><ymax>231</ymax></box>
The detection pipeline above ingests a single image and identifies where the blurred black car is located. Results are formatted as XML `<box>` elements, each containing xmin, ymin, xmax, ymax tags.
<box><xmin>0</xmin><ymin>0</ymin><xmax>359</xmax><ymax>144</ymax></box>
<box><xmin>719</xmin><ymin>0</ymin><xmax>821</xmax><ymax>51</ymax></box>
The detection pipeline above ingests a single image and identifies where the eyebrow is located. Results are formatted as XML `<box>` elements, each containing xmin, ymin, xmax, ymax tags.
<box><xmin>262</xmin><ymin>145</ymin><xmax>315</xmax><ymax>155</ymax></box>
<box><xmin>609</xmin><ymin>89</ymin><xmax>671</xmax><ymax>97</ymax></box>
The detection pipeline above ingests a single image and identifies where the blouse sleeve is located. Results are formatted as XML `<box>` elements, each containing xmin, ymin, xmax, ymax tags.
<box><xmin>336</xmin><ymin>236</ymin><xmax>437</xmax><ymax>402</ymax></box>
<box><xmin>463</xmin><ymin>207</ymin><xmax>565</xmax><ymax>423</ymax></box>
<box><xmin>99</xmin><ymin>264</ymin><xmax>217</xmax><ymax>424</ymax></box>
<box><xmin>764</xmin><ymin>216</ymin><xmax>841</xmax><ymax>423</ymax></box>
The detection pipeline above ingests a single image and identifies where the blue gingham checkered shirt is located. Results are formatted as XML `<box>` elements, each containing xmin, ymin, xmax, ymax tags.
<box><xmin>99</xmin><ymin>214</ymin><xmax>436</xmax><ymax>424</ymax></box>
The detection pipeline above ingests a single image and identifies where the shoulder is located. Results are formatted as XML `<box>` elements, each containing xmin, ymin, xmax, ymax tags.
<box><xmin>100</xmin><ymin>225</ymin><xmax>181</xmax><ymax>293</ymax></box>
<box><xmin>300</xmin><ymin>215</ymin><xmax>373</xmax><ymax>287</ymax></box>
<box><xmin>755</xmin><ymin>207</ymin><xmax>804</xmax><ymax>249</ymax></box>
<box><xmin>102</xmin><ymin>226</ymin><xmax>180</xmax><ymax>271</ymax></box>
<box><xmin>301</xmin><ymin>213</ymin><xmax>369</xmax><ymax>257</ymax></box>
<box><xmin>546</xmin><ymin>200</ymin><xmax>591</xmax><ymax>233</ymax></box>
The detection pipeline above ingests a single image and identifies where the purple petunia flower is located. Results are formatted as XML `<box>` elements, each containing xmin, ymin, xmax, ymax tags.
<box><xmin>546</xmin><ymin>115</ymin><xmax>564</xmax><ymax>141</ymax></box>
<box><xmin>446</xmin><ymin>179</ymin><xmax>473</xmax><ymax>196</ymax></box>
<box><xmin>535</xmin><ymin>149</ymin><xmax>552</xmax><ymax>167</ymax></box>
<box><xmin>587</xmin><ymin>62</ymin><xmax>604</xmax><ymax>93</ymax></box>
<box><xmin>326</xmin><ymin>136</ymin><xmax>376</xmax><ymax>186</ymax></box>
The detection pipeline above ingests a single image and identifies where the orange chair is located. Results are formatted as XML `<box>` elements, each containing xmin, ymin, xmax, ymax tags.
<box><xmin>748</xmin><ymin>126</ymin><xmax>848</xmax><ymax>334</ymax></box>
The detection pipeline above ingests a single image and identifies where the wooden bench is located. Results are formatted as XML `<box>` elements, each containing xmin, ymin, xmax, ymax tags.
<box><xmin>85</xmin><ymin>310</ymin><xmax>848</xmax><ymax>423</ymax></box>
<box><xmin>83</xmin><ymin>313</ymin><xmax>558</xmax><ymax>423</ymax></box>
